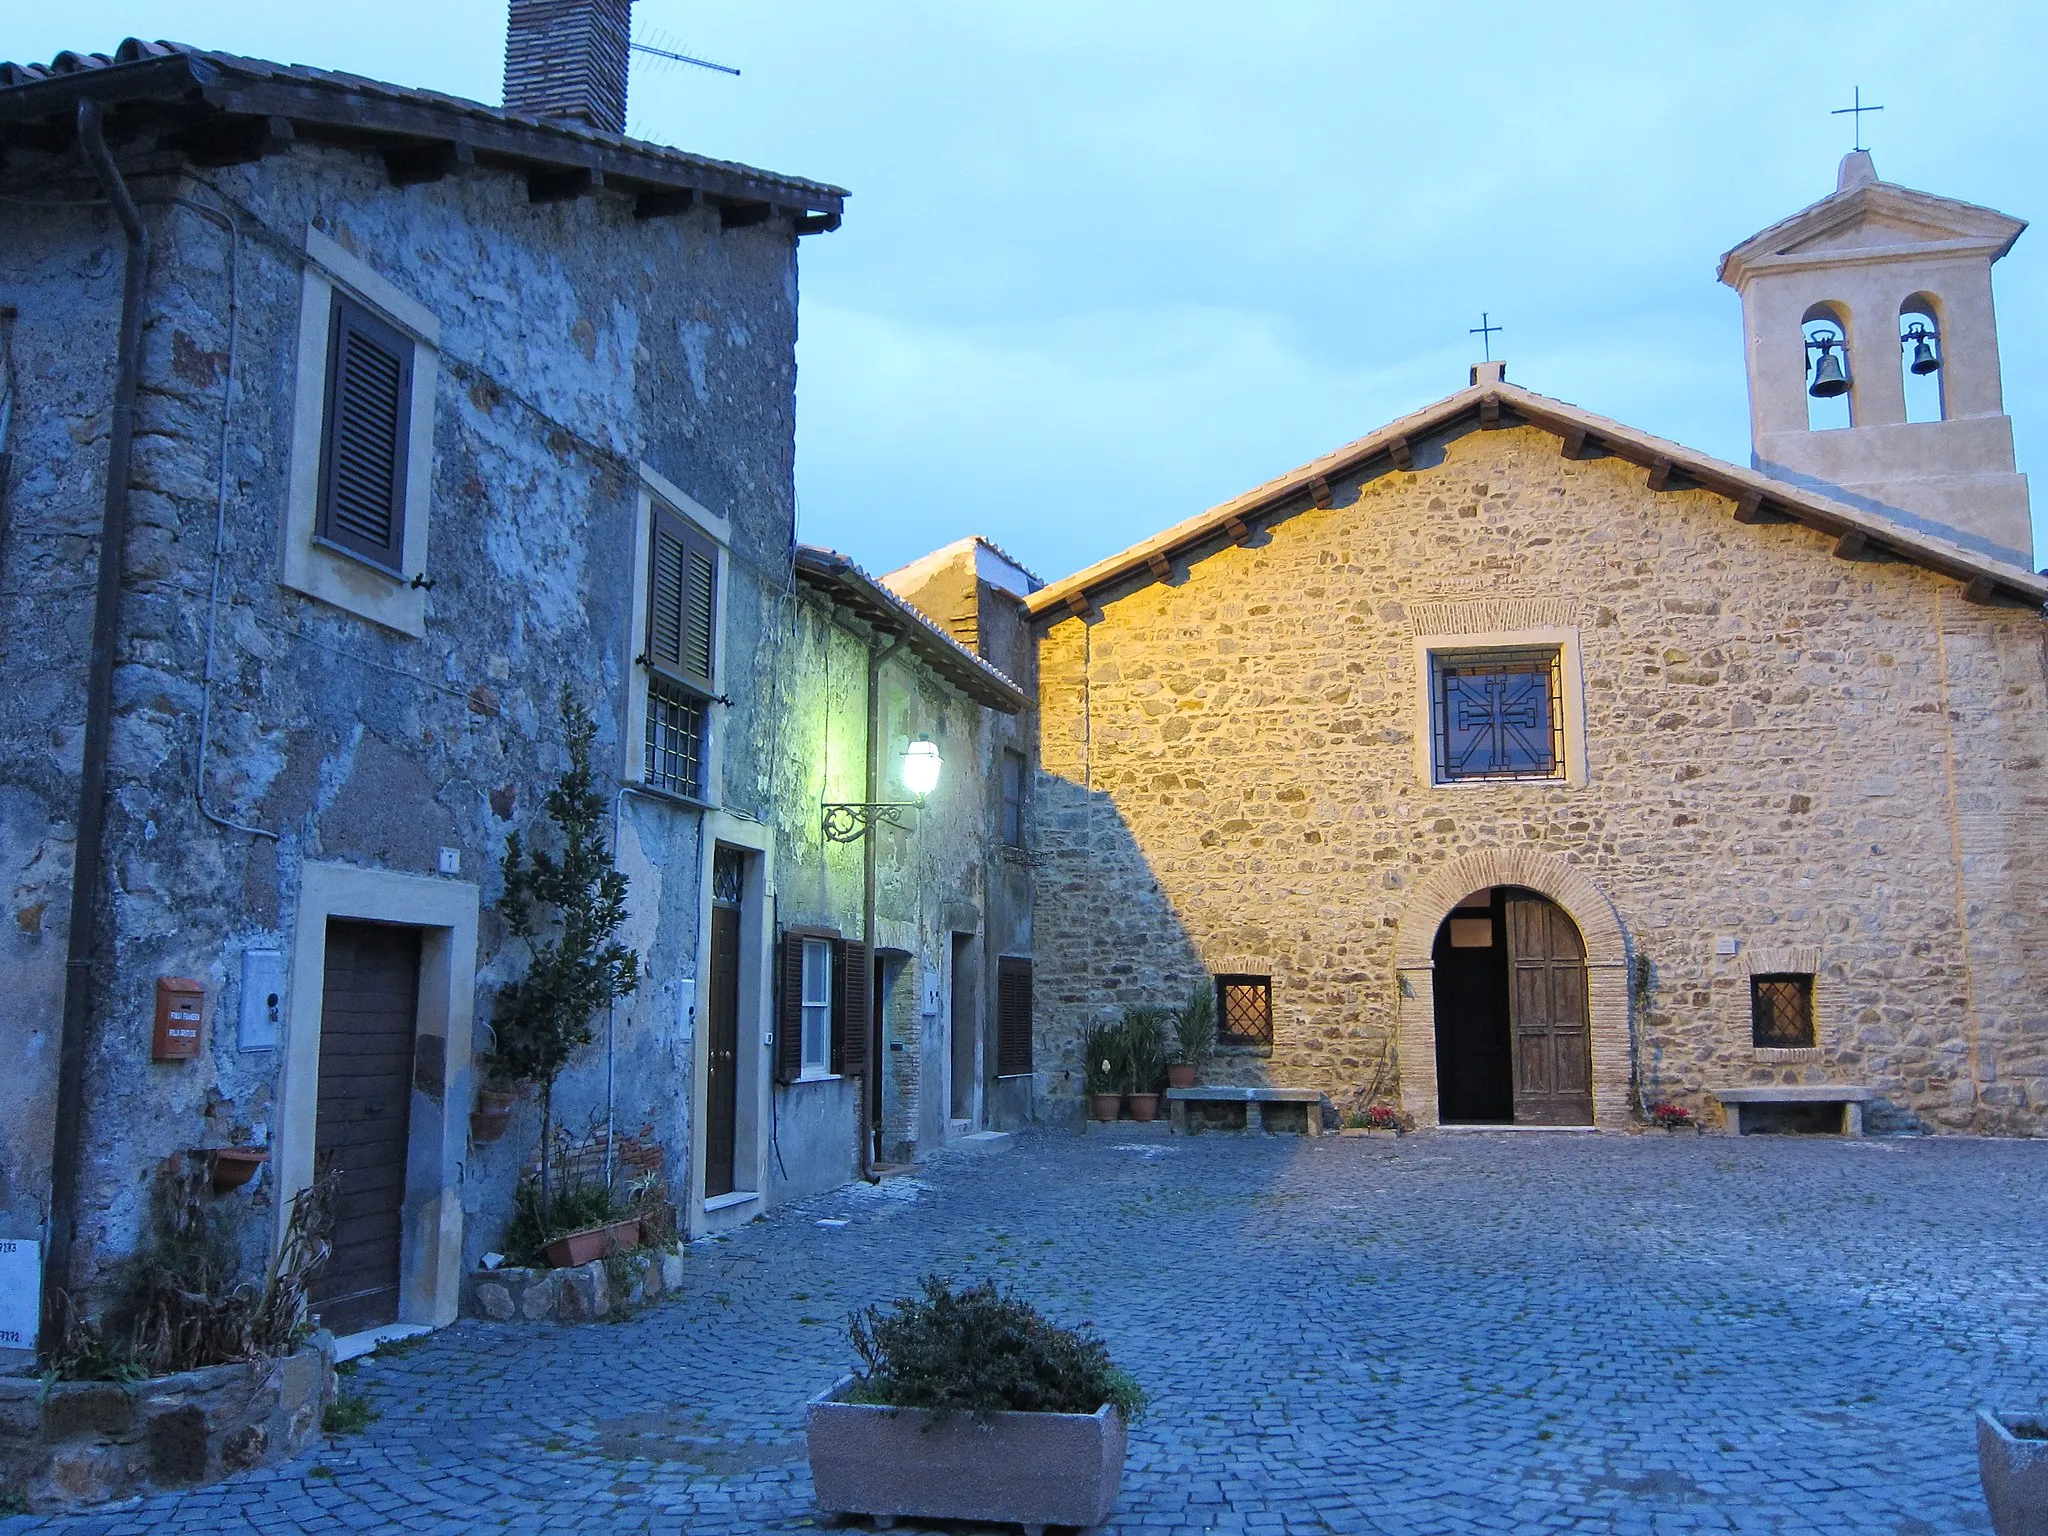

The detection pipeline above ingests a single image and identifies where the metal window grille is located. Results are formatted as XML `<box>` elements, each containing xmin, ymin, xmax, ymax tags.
<box><xmin>645</xmin><ymin>675</ymin><xmax>705</xmax><ymax>798</ymax></box>
<box><xmin>1431</xmin><ymin>647</ymin><xmax>1565</xmax><ymax>782</ymax></box>
<box><xmin>712</xmin><ymin>846</ymin><xmax>746</xmax><ymax>908</ymax></box>
<box><xmin>1750</xmin><ymin>974</ymin><xmax>1816</xmax><ymax>1049</ymax></box>
<box><xmin>1217</xmin><ymin>975</ymin><xmax>1273</xmax><ymax>1049</ymax></box>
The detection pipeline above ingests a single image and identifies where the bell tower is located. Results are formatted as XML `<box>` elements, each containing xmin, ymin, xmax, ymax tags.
<box><xmin>1718</xmin><ymin>151</ymin><xmax>2033</xmax><ymax>568</ymax></box>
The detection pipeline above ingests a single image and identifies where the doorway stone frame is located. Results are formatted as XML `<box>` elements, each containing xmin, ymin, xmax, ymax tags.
<box><xmin>688</xmin><ymin>813</ymin><xmax>774</xmax><ymax>1238</ymax></box>
<box><xmin>1394</xmin><ymin>849</ymin><xmax>1632</xmax><ymax>1130</ymax></box>
<box><xmin>275</xmin><ymin>861</ymin><xmax>480</xmax><ymax>1329</ymax></box>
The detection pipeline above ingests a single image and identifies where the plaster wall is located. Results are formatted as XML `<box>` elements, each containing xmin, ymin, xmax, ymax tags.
<box><xmin>0</xmin><ymin>135</ymin><xmax>804</xmax><ymax>1295</ymax></box>
<box><xmin>1033</xmin><ymin>424</ymin><xmax>2048</xmax><ymax>1136</ymax></box>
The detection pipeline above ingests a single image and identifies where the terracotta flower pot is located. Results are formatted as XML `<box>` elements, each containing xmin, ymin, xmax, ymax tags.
<box><xmin>1167</xmin><ymin>1063</ymin><xmax>1198</xmax><ymax>1089</ymax></box>
<box><xmin>1089</xmin><ymin>1092</ymin><xmax>1122</xmax><ymax>1123</ymax></box>
<box><xmin>469</xmin><ymin>1086</ymin><xmax>516</xmax><ymax>1144</ymax></box>
<box><xmin>1127</xmin><ymin>1093</ymin><xmax>1160</xmax><ymax>1123</ymax></box>
<box><xmin>541</xmin><ymin>1217</ymin><xmax>641</xmax><ymax>1269</ymax></box>
<box><xmin>206</xmin><ymin>1146</ymin><xmax>269</xmax><ymax>1193</ymax></box>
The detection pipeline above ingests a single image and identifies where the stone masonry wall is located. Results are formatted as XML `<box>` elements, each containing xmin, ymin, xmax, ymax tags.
<box><xmin>1034</xmin><ymin>422</ymin><xmax>2048</xmax><ymax>1134</ymax></box>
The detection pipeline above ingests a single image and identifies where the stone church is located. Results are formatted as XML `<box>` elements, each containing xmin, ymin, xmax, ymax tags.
<box><xmin>1022</xmin><ymin>152</ymin><xmax>2048</xmax><ymax>1136</ymax></box>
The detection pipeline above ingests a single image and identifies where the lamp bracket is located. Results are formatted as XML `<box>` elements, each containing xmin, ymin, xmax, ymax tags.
<box><xmin>822</xmin><ymin>802</ymin><xmax>921</xmax><ymax>843</ymax></box>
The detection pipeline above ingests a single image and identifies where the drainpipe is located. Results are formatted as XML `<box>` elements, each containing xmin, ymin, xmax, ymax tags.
<box><xmin>43</xmin><ymin>100</ymin><xmax>149</xmax><ymax>1352</ymax></box>
<box><xmin>861</xmin><ymin>631</ymin><xmax>905</xmax><ymax>1177</ymax></box>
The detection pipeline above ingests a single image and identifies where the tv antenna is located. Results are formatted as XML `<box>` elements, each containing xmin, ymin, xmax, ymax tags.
<box><xmin>631</xmin><ymin>30</ymin><xmax>740</xmax><ymax>78</ymax></box>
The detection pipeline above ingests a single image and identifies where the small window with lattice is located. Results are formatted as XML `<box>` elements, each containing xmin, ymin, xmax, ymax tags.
<box><xmin>1750</xmin><ymin>973</ymin><xmax>1816</xmax><ymax>1050</ymax></box>
<box><xmin>1216</xmin><ymin>975</ymin><xmax>1273</xmax><ymax>1051</ymax></box>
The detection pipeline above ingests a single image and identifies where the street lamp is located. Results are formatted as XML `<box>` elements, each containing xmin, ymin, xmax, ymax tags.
<box><xmin>823</xmin><ymin>736</ymin><xmax>944</xmax><ymax>843</ymax></box>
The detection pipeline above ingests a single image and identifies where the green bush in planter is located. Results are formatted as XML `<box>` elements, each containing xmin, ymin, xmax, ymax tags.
<box><xmin>1120</xmin><ymin>1007</ymin><xmax>1172</xmax><ymax>1095</ymax></box>
<box><xmin>847</xmin><ymin>1275</ymin><xmax>1145</xmax><ymax>1421</ymax></box>
<box><xmin>1173</xmin><ymin>979</ymin><xmax>1216</xmax><ymax>1067</ymax></box>
<box><xmin>1081</xmin><ymin>1021</ymin><xmax>1124</xmax><ymax>1096</ymax></box>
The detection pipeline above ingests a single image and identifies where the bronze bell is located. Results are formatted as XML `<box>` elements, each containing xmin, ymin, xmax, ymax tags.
<box><xmin>1905</xmin><ymin>323</ymin><xmax>1941</xmax><ymax>376</ymax></box>
<box><xmin>1809</xmin><ymin>342</ymin><xmax>1850</xmax><ymax>398</ymax></box>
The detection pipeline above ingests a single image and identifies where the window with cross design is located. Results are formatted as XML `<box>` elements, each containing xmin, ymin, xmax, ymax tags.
<box><xmin>1429</xmin><ymin>647</ymin><xmax>1566</xmax><ymax>783</ymax></box>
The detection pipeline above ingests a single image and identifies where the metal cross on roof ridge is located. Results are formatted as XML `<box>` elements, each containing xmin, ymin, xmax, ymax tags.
<box><xmin>1831</xmin><ymin>86</ymin><xmax>1884</xmax><ymax>152</ymax></box>
<box><xmin>1469</xmin><ymin>312</ymin><xmax>1502</xmax><ymax>362</ymax></box>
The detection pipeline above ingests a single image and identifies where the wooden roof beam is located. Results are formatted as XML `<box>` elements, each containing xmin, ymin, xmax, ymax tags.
<box><xmin>1308</xmin><ymin>476</ymin><xmax>1333</xmax><ymax>509</ymax></box>
<box><xmin>1478</xmin><ymin>396</ymin><xmax>1502</xmax><ymax>429</ymax></box>
<box><xmin>1834</xmin><ymin>528</ymin><xmax>1869</xmax><ymax>560</ymax></box>
<box><xmin>172</xmin><ymin>112</ymin><xmax>293</xmax><ymax>168</ymax></box>
<box><xmin>528</xmin><ymin>164</ymin><xmax>602</xmax><ymax>203</ymax></box>
<box><xmin>1145</xmin><ymin>552</ymin><xmax>1173</xmax><ymax>581</ymax></box>
<box><xmin>1962</xmin><ymin>574</ymin><xmax>1998</xmax><ymax>604</ymax></box>
<box><xmin>1560</xmin><ymin>426</ymin><xmax>1589</xmax><ymax>460</ymax></box>
<box><xmin>1387</xmin><ymin>436</ymin><xmax>1414</xmax><ymax>472</ymax></box>
<box><xmin>719</xmin><ymin>199</ymin><xmax>774</xmax><ymax>230</ymax></box>
<box><xmin>384</xmin><ymin>138</ymin><xmax>472</xmax><ymax>187</ymax></box>
<box><xmin>634</xmin><ymin>187</ymin><xmax>695</xmax><ymax>220</ymax></box>
<box><xmin>1646</xmin><ymin>457</ymin><xmax>1677</xmax><ymax>493</ymax></box>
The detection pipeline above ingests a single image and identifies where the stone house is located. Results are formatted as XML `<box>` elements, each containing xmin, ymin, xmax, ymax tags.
<box><xmin>0</xmin><ymin>3</ymin><xmax>1032</xmax><ymax>1357</ymax></box>
<box><xmin>1022</xmin><ymin>153</ymin><xmax>2048</xmax><ymax>1137</ymax></box>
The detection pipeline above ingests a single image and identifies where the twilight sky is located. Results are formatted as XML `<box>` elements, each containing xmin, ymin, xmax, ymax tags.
<box><xmin>11</xmin><ymin>3</ymin><xmax>2047</xmax><ymax>579</ymax></box>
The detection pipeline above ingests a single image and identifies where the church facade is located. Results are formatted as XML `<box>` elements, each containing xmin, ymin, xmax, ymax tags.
<box><xmin>1021</xmin><ymin>155</ymin><xmax>2048</xmax><ymax>1136</ymax></box>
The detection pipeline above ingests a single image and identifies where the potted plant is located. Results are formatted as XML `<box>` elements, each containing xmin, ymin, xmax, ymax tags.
<box><xmin>504</xmin><ymin>1166</ymin><xmax>645</xmax><ymax>1269</ymax></box>
<box><xmin>1978</xmin><ymin>1408</ymin><xmax>2048</xmax><ymax>1535</ymax></box>
<box><xmin>470</xmin><ymin>1079</ymin><xmax>517</xmax><ymax>1144</ymax></box>
<box><xmin>486</xmin><ymin>690</ymin><xmax>641</xmax><ymax>1209</ymax></box>
<box><xmin>1648</xmin><ymin>1101</ymin><xmax>1696</xmax><ymax>1132</ymax></box>
<box><xmin>807</xmin><ymin>1275</ymin><xmax>1144</xmax><ymax>1532</ymax></box>
<box><xmin>203</xmin><ymin>1144</ymin><xmax>270</xmax><ymax>1192</ymax></box>
<box><xmin>1341</xmin><ymin>1104</ymin><xmax>1402</xmax><ymax>1138</ymax></box>
<box><xmin>1121</xmin><ymin>1007</ymin><xmax>1169</xmax><ymax>1122</ymax></box>
<box><xmin>1082</xmin><ymin>1021</ymin><xmax>1123</xmax><ymax>1123</ymax></box>
<box><xmin>1168</xmin><ymin>979</ymin><xmax>1215</xmax><ymax>1089</ymax></box>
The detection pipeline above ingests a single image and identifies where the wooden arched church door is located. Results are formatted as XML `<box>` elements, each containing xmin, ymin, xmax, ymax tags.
<box><xmin>1505</xmin><ymin>890</ymin><xmax>1593</xmax><ymax>1125</ymax></box>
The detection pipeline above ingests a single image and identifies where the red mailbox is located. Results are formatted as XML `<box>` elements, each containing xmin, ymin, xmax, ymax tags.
<box><xmin>152</xmin><ymin>977</ymin><xmax>205</xmax><ymax>1062</ymax></box>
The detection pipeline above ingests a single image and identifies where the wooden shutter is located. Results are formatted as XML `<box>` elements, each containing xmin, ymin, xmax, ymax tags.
<box><xmin>774</xmin><ymin>931</ymin><xmax>805</xmax><ymax>1085</ymax></box>
<box><xmin>647</xmin><ymin>505</ymin><xmax>718</xmax><ymax>692</ymax></box>
<box><xmin>316</xmin><ymin>295</ymin><xmax>413</xmax><ymax>573</ymax></box>
<box><xmin>995</xmin><ymin>956</ymin><xmax>1033</xmax><ymax>1077</ymax></box>
<box><xmin>832</xmin><ymin>938</ymin><xmax>869</xmax><ymax>1077</ymax></box>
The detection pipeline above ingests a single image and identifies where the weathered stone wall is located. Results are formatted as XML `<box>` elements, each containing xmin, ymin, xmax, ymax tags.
<box><xmin>1033</xmin><ymin>422</ymin><xmax>2048</xmax><ymax>1135</ymax></box>
<box><xmin>0</xmin><ymin>134</ymin><xmax>804</xmax><ymax>1290</ymax></box>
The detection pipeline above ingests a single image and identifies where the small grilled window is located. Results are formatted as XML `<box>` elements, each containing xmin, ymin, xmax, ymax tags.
<box><xmin>1216</xmin><ymin>975</ymin><xmax>1273</xmax><ymax>1050</ymax></box>
<box><xmin>1751</xmin><ymin>974</ymin><xmax>1816</xmax><ymax>1049</ymax></box>
<box><xmin>316</xmin><ymin>295</ymin><xmax>414</xmax><ymax>574</ymax></box>
<box><xmin>644</xmin><ymin>675</ymin><xmax>704</xmax><ymax>798</ymax></box>
<box><xmin>1000</xmin><ymin>749</ymin><xmax>1026</xmax><ymax>848</ymax></box>
<box><xmin>1431</xmin><ymin>647</ymin><xmax>1565</xmax><ymax>783</ymax></box>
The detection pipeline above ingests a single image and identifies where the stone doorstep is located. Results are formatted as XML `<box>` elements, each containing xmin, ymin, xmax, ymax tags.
<box><xmin>332</xmin><ymin>1322</ymin><xmax>434</xmax><ymax>1364</ymax></box>
<box><xmin>465</xmin><ymin>1246</ymin><xmax>686</xmax><ymax>1324</ymax></box>
<box><xmin>951</xmin><ymin>1130</ymin><xmax>1015</xmax><ymax>1155</ymax></box>
<box><xmin>5</xmin><ymin>1338</ymin><xmax>332</xmax><ymax>1514</ymax></box>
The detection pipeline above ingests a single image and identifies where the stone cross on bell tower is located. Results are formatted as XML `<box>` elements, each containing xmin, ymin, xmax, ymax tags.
<box><xmin>1717</xmin><ymin>153</ymin><xmax>2033</xmax><ymax>568</ymax></box>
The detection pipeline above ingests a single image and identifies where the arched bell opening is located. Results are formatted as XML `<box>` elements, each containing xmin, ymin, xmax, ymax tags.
<box><xmin>1430</xmin><ymin>885</ymin><xmax>1592</xmax><ymax>1127</ymax></box>
<box><xmin>1900</xmin><ymin>294</ymin><xmax>1946</xmax><ymax>424</ymax></box>
<box><xmin>1802</xmin><ymin>303</ymin><xmax>1854</xmax><ymax>431</ymax></box>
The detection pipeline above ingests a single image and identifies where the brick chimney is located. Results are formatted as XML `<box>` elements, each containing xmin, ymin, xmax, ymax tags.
<box><xmin>503</xmin><ymin>0</ymin><xmax>632</xmax><ymax>133</ymax></box>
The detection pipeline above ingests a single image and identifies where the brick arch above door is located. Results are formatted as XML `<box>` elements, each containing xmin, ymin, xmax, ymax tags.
<box><xmin>1392</xmin><ymin>848</ymin><xmax>1634</xmax><ymax>1130</ymax></box>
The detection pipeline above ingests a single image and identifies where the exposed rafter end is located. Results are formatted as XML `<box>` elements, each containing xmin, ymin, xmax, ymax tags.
<box><xmin>634</xmin><ymin>187</ymin><xmax>695</xmax><ymax>220</ymax></box>
<box><xmin>719</xmin><ymin>199</ymin><xmax>774</xmax><ymax>230</ymax></box>
<box><xmin>1733</xmin><ymin>491</ymin><xmax>1765</xmax><ymax>524</ymax></box>
<box><xmin>1961</xmin><ymin>574</ymin><xmax>1997</xmax><ymax>605</ymax></box>
<box><xmin>1063</xmin><ymin>592</ymin><xmax>1095</xmax><ymax>621</ymax></box>
<box><xmin>796</xmin><ymin>210</ymin><xmax>842</xmax><ymax>235</ymax></box>
<box><xmin>1834</xmin><ymin>528</ymin><xmax>1869</xmax><ymax>561</ymax></box>
<box><xmin>1223</xmin><ymin>516</ymin><xmax>1253</xmax><ymax>545</ymax></box>
<box><xmin>1646</xmin><ymin>457</ymin><xmax>1676</xmax><ymax>493</ymax></box>
<box><xmin>385</xmin><ymin>139</ymin><xmax>473</xmax><ymax>187</ymax></box>
<box><xmin>528</xmin><ymin>165</ymin><xmax>602</xmax><ymax>203</ymax></box>
<box><xmin>1145</xmin><ymin>553</ymin><xmax>1173</xmax><ymax>581</ymax></box>
<box><xmin>174</xmin><ymin>113</ymin><xmax>294</xmax><ymax>169</ymax></box>
<box><xmin>1308</xmin><ymin>475</ymin><xmax>1333</xmax><ymax>510</ymax></box>
<box><xmin>1387</xmin><ymin>436</ymin><xmax>1414</xmax><ymax>472</ymax></box>
<box><xmin>1559</xmin><ymin>426</ymin><xmax>1588</xmax><ymax>461</ymax></box>
<box><xmin>1478</xmin><ymin>397</ymin><xmax>1502</xmax><ymax>430</ymax></box>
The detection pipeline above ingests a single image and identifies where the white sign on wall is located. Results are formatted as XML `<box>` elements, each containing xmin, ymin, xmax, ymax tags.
<box><xmin>921</xmin><ymin>961</ymin><xmax>943</xmax><ymax>1018</ymax></box>
<box><xmin>0</xmin><ymin>1238</ymin><xmax>40</xmax><ymax>1351</ymax></box>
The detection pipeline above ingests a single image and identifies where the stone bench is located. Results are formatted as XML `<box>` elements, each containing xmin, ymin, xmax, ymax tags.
<box><xmin>1712</xmin><ymin>1084</ymin><xmax>1878</xmax><ymax>1137</ymax></box>
<box><xmin>1166</xmin><ymin>1086</ymin><xmax>1324</xmax><ymax>1136</ymax></box>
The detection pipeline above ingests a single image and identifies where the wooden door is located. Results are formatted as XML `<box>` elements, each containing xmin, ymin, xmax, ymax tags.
<box><xmin>1505</xmin><ymin>891</ymin><xmax>1593</xmax><ymax>1126</ymax></box>
<box><xmin>705</xmin><ymin>901</ymin><xmax>741</xmax><ymax>1199</ymax></box>
<box><xmin>311</xmin><ymin>920</ymin><xmax>420</xmax><ymax>1336</ymax></box>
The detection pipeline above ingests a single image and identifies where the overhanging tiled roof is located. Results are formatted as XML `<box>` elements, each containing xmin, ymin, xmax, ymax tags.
<box><xmin>794</xmin><ymin>546</ymin><xmax>1028</xmax><ymax>713</ymax></box>
<box><xmin>0</xmin><ymin>38</ymin><xmax>844</xmax><ymax>231</ymax></box>
<box><xmin>1024</xmin><ymin>379</ymin><xmax>2048</xmax><ymax>622</ymax></box>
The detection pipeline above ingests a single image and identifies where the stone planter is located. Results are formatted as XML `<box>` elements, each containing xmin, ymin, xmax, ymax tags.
<box><xmin>806</xmin><ymin>1376</ymin><xmax>1127</xmax><ymax>1535</ymax></box>
<box><xmin>541</xmin><ymin>1217</ymin><xmax>640</xmax><ymax>1268</ymax></box>
<box><xmin>0</xmin><ymin>1337</ymin><xmax>332</xmax><ymax>1513</ymax></box>
<box><xmin>1127</xmin><ymin>1092</ymin><xmax>1160</xmax><ymax>1123</ymax></box>
<box><xmin>1979</xmin><ymin>1408</ymin><xmax>2048</xmax><ymax>1535</ymax></box>
<box><xmin>465</xmin><ymin>1247</ymin><xmax>684</xmax><ymax>1323</ymax></box>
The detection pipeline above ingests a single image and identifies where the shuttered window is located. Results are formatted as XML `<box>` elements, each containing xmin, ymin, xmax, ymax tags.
<box><xmin>995</xmin><ymin>956</ymin><xmax>1033</xmax><ymax>1077</ymax></box>
<box><xmin>316</xmin><ymin>295</ymin><xmax>414</xmax><ymax>574</ymax></box>
<box><xmin>832</xmin><ymin>938</ymin><xmax>869</xmax><ymax>1078</ymax></box>
<box><xmin>1000</xmin><ymin>750</ymin><xmax>1026</xmax><ymax>849</ymax></box>
<box><xmin>646</xmin><ymin>505</ymin><xmax>718</xmax><ymax>693</ymax></box>
<box><xmin>775</xmin><ymin>929</ymin><xmax>868</xmax><ymax>1082</ymax></box>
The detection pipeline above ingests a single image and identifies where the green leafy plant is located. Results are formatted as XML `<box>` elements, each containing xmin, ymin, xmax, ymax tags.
<box><xmin>489</xmin><ymin>689</ymin><xmax>641</xmax><ymax>1203</ymax></box>
<box><xmin>1080</xmin><ymin>1021</ymin><xmax>1123</xmax><ymax>1096</ymax></box>
<box><xmin>1173</xmin><ymin>979</ymin><xmax>1216</xmax><ymax>1067</ymax></box>
<box><xmin>322</xmin><ymin>1391</ymin><xmax>379</xmax><ymax>1436</ymax></box>
<box><xmin>1120</xmin><ymin>1007</ymin><xmax>1171</xmax><ymax>1096</ymax></box>
<box><xmin>501</xmin><ymin>1169</ymin><xmax>632</xmax><ymax>1267</ymax></box>
<box><xmin>847</xmin><ymin>1275</ymin><xmax>1145</xmax><ymax>1421</ymax></box>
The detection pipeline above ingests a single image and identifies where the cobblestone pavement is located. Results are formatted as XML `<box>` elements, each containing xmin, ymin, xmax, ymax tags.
<box><xmin>9</xmin><ymin>1129</ymin><xmax>2046</xmax><ymax>1535</ymax></box>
